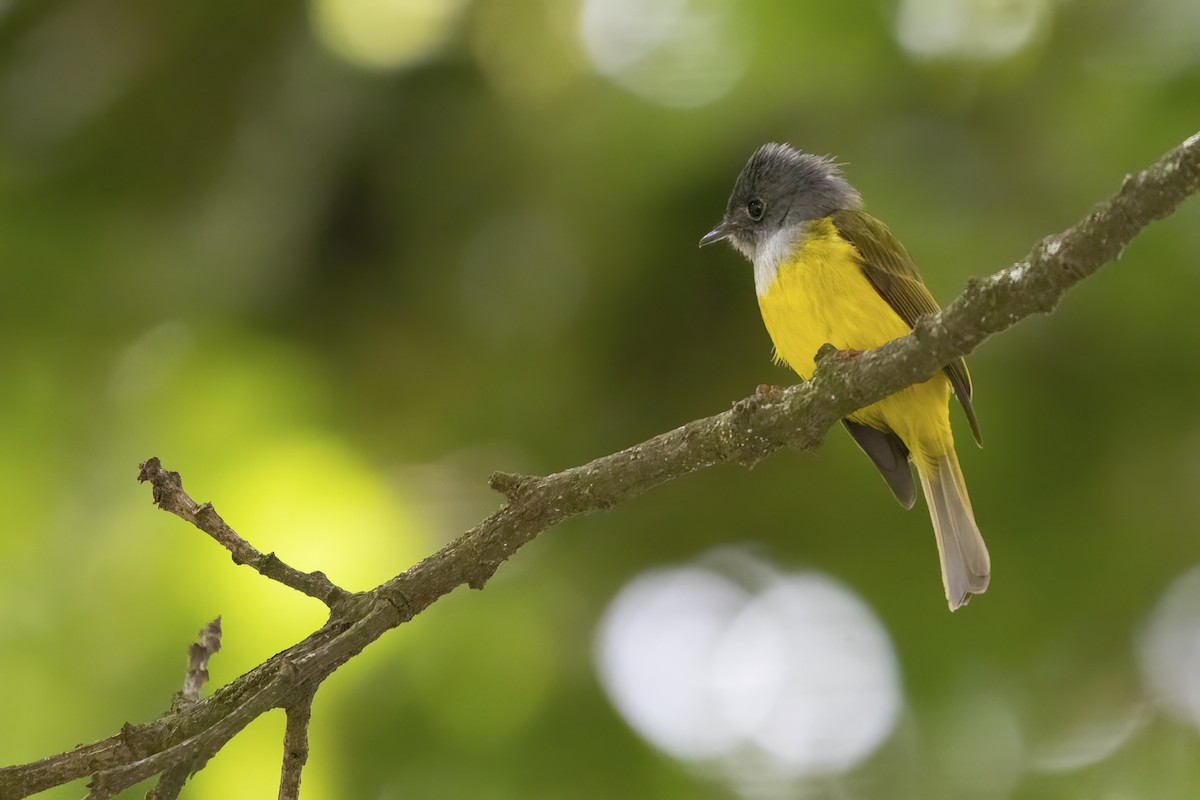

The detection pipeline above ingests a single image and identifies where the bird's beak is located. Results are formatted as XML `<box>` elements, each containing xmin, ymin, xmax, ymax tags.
<box><xmin>699</xmin><ymin>220</ymin><xmax>733</xmax><ymax>248</ymax></box>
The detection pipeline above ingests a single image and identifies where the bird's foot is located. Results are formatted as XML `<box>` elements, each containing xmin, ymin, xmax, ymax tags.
<box><xmin>815</xmin><ymin>343</ymin><xmax>864</xmax><ymax>363</ymax></box>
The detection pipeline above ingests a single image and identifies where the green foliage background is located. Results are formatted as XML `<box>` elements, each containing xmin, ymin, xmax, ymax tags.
<box><xmin>2</xmin><ymin>0</ymin><xmax>1199</xmax><ymax>797</ymax></box>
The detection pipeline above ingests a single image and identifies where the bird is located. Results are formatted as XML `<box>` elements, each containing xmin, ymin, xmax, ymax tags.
<box><xmin>700</xmin><ymin>142</ymin><xmax>989</xmax><ymax>610</ymax></box>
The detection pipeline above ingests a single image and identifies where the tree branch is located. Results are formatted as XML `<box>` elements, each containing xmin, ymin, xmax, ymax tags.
<box><xmin>181</xmin><ymin>617</ymin><xmax>222</xmax><ymax>705</ymax></box>
<box><xmin>1</xmin><ymin>132</ymin><xmax>1197</xmax><ymax>800</ymax></box>
<box><xmin>143</xmin><ymin>618</ymin><xmax>223</xmax><ymax>800</ymax></box>
<box><xmin>278</xmin><ymin>692</ymin><xmax>315</xmax><ymax>800</ymax></box>
<box><xmin>86</xmin><ymin>669</ymin><xmax>293</xmax><ymax>800</ymax></box>
<box><xmin>136</xmin><ymin>458</ymin><xmax>351</xmax><ymax>608</ymax></box>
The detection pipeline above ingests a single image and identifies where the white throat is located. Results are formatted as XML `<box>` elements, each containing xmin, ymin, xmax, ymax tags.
<box><xmin>751</xmin><ymin>224</ymin><xmax>803</xmax><ymax>297</ymax></box>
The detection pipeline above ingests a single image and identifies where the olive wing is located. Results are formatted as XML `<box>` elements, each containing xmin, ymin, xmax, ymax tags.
<box><xmin>831</xmin><ymin>208</ymin><xmax>982</xmax><ymax>446</ymax></box>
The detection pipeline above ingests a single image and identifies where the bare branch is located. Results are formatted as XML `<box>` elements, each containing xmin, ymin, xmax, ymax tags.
<box><xmin>136</xmin><ymin>458</ymin><xmax>351</xmax><ymax>608</ymax></box>
<box><xmin>278</xmin><ymin>693</ymin><xmax>315</xmax><ymax>800</ymax></box>
<box><xmin>1</xmin><ymin>132</ymin><xmax>1197</xmax><ymax>800</ymax></box>
<box><xmin>181</xmin><ymin>617</ymin><xmax>222</xmax><ymax>704</ymax></box>
<box><xmin>86</xmin><ymin>667</ymin><xmax>294</xmax><ymax>800</ymax></box>
<box><xmin>143</xmin><ymin>618</ymin><xmax>224</xmax><ymax>800</ymax></box>
<box><xmin>145</xmin><ymin>765</ymin><xmax>187</xmax><ymax>800</ymax></box>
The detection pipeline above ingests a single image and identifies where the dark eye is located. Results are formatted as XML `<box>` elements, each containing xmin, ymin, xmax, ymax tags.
<box><xmin>746</xmin><ymin>198</ymin><xmax>765</xmax><ymax>220</ymax></box>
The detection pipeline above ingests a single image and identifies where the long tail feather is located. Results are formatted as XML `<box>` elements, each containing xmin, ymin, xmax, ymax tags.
<box><xmin>917</xmin><ymin>452</ymin><xmax>990</xmax><ymax>610</ymax></box>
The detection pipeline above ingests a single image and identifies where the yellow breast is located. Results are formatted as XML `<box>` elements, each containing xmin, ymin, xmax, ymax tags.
<box><xmin>757</xmin><ymin>218</ymin><xmax>910</xmax><ymax>378</ymax></box>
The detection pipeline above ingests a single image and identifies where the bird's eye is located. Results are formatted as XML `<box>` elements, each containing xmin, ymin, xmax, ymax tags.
<box><xmin>747</xmin><ymin>198</ymin><xmax>765</xmax><ymax>220</ymax></box>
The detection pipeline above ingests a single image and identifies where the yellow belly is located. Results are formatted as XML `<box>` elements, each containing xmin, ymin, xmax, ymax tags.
<box><xmin>757</xmin><ymin>222</ymin><xmax>954</xmax><ymax>463</ymax></box>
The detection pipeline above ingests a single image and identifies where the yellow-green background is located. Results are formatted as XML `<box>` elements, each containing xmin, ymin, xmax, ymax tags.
<box><xmin>2</xmin><ymin>0</ymin><xmax>1200</xmax><ymax>797</ymax></box>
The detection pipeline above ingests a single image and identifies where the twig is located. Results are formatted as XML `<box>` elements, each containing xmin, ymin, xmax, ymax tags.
<box><xmin>1</xmin><ymin>131</ymin><xmax>1197</xmax><ymax>800</ymax></box>
<box><xmin>181</xmin><ymin>617</ymin><xmax>222</xmax><ymax>704</ymax></box>
<box><xmin>278</xmin><ymin>693</ymin><xmax>315</xmax><ymax>800</ymax></box>
<box><xmin>136</xmin><ymin>458</ymin><xmax>351</xmax><ymax>608</ymax></box>
<box><xmin>144</xmin><ymin>618</ymin><xmax>224</xmax><ymax>800</ymax></box>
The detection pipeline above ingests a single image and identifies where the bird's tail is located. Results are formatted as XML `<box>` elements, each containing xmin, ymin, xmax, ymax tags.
<box><xmin>917</xmin><ymin>450</ymin><xmax>990</xmax><ymax>611</ymax></box>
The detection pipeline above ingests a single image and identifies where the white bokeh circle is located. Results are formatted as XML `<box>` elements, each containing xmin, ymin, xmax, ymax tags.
<box><xmin>595</xmin><ymin>556</ymin><xmax>901</xmax><ymax>780</ymax></box>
